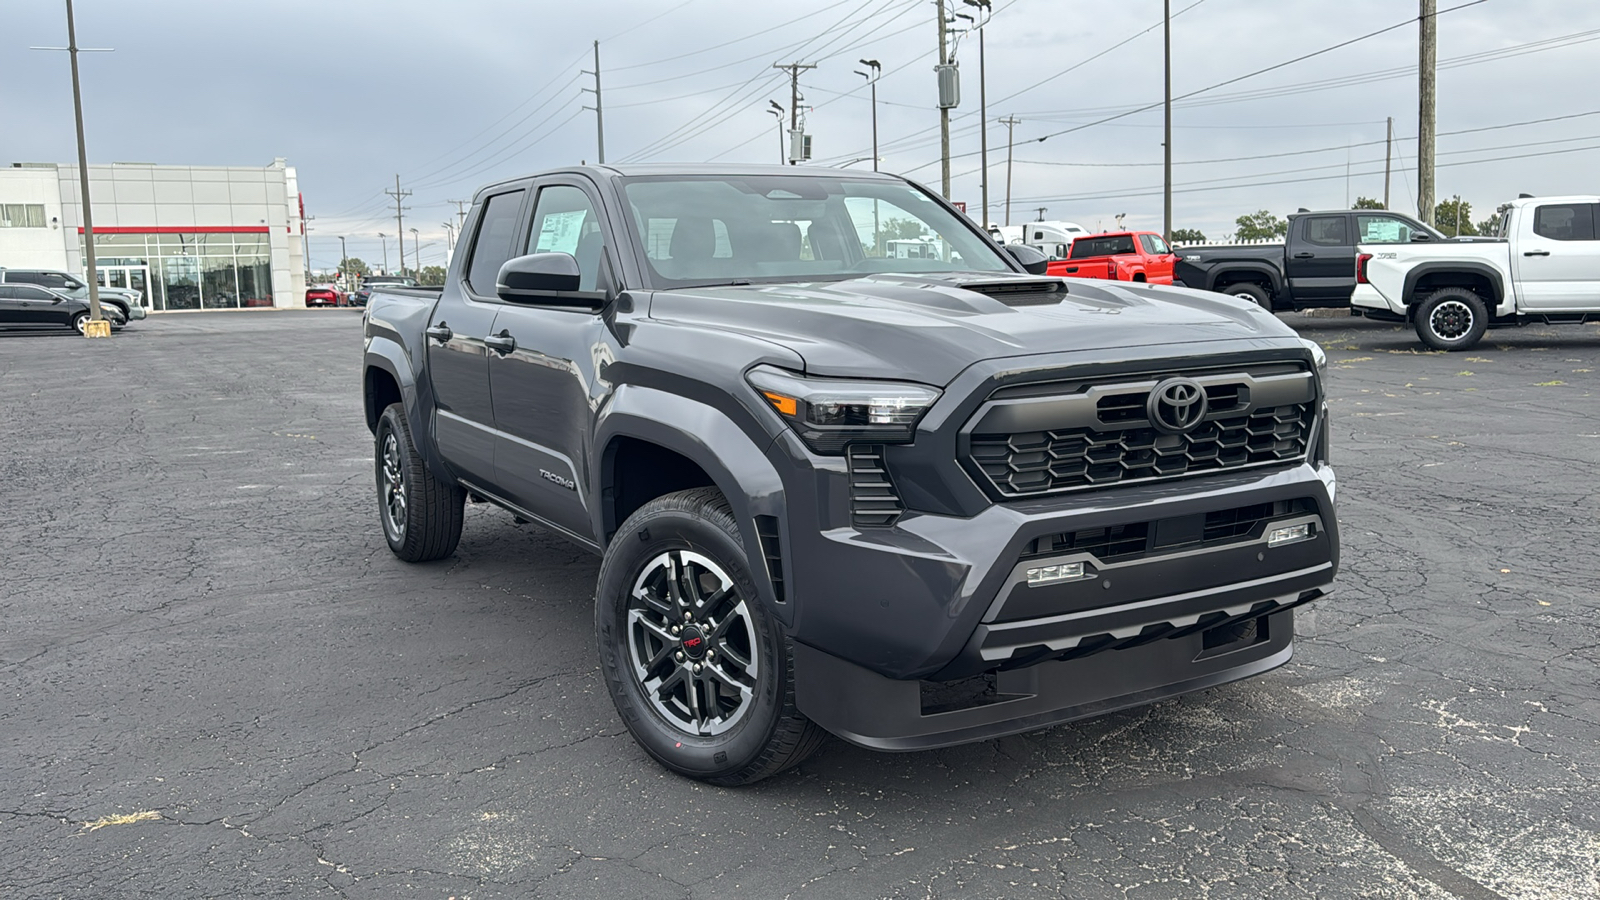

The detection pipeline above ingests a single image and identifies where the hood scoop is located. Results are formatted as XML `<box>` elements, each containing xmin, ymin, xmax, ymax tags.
<box><xmin>957</xmin><ymin>278</ymin><xmax>1070</xmax><ymax>307</ymax></box>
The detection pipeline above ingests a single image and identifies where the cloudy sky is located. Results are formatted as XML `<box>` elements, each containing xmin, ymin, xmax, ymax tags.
<box><xmin>4</xmin><ymin>0</ymin><xmax>1597</xmax><ymax>270</ymax></box>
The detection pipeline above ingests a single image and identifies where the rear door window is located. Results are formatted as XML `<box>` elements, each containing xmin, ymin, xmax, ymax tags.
<box><xmin>1303</xmin><ymin>216</ymin><xmax>1350</xmax><ymax>246</ymax></box>
<box><xmin>1532</xmin><ymin>204</ymin><xmax>1596</xmax><ymax>241</ymax></box>
<box><xmin>465</xmin><ymin>189</ymin><xmax>527</xmax><ymax>295</ymax></box>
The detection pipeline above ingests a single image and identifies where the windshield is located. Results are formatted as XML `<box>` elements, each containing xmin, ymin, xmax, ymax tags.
<box><xmin>618</xmin><ymin>174</ymin><xmax>1012</xmax><ymax>288</ymax></box>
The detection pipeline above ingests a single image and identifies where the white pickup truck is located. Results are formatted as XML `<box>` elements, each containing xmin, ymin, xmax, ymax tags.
<box><xmin>1352</xmin><ymin>194</ymin><xmax>1600</xmax><ymax>350</ymax></box>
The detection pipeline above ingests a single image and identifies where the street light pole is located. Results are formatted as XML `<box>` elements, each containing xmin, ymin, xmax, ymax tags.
<box><xmin>963</xmin><ymin>0</ymin><xmax>992</xmax><ymax>228</ymax></box>
<box><xmin>337</xmin><ymin>235</ymin><xmax>348</xmax><ymax>290</ymax></box>
<box><xmin>409</xmin><ymin>227</ymin><xmax>420</xmax><ymax>280</ymax></box>
<box><xmin>768</xmin><ymin>102</ymin><xmax>785</xmax><ymax>164</ymax></box>
<box><xmin>378</xmin><ymin>233</ymin><xmax>389</xmax><ymax>275</ymax></box>
<box><xmin>857</xmin><ymin>60</ymin><xmax>881</xmax><ymax>172</ymax></box>
<box><xmin>1163</xmin><ymin>0</ymin><xmax>1173</xmax><ymax>242</ymax></box>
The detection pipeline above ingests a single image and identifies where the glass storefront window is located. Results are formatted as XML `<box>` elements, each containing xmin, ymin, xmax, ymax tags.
<box><xmin>237</xmin><ymin>255</ymin><xmax>273</xmax><ymax>307</ymax></box>
<box><xmin>81</xmin><ymin>231</ymin><xmax>274</xmax><ymax>310</ymax></box>
<box><xmin>201</xmin><ymin>254</ymin><xmax>239</xmax><ymax>309</ymax></box>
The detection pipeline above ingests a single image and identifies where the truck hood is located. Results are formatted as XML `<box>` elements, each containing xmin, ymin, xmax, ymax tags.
<box><xmin>645</xmin><ymin>273</ymin><xmax>1296</xmax><ymax>385</ymax></box>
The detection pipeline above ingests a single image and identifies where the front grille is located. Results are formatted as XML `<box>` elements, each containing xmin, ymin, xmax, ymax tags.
<box><xmin>965</xmin><ymin>365</ymin><xmax>1317</xmax><ymax>498</ymax></box>
<box><xmin>1019</xmin><ymin>498</ymin><xmax>1319</xmax><ymax>564</ymax></box>
<box><xmin>847</xmin><ymin>444</ymin><xmax>903</xmax><ymax>528</ymax></box>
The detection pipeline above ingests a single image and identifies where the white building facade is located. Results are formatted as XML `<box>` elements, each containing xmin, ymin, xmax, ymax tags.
<box><xmin>0</xmin><ymin>159</ymin><xmax>307</xmax><ymax>310</ymax></box>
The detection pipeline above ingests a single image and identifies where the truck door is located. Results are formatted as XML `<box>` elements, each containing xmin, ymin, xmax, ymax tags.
<box><xmin>1139</xmin><ymin>234</ymin><xmax>1176</xmax><ymax>283</ymax></box>
<box><xmin>1514</xmin><ymin>202</ymin><xmax>1600</xmax><ymax>311</ymax></box>
<box><xmin>486</xmin><ymin>180</ymin><xmax>614</xmax><ymax>544</ymax></box>
<box><xmin>428</xmin><ymin>186</ymin><xmax>527</xmax><ymax>487</ymax></box>
<box><xmin>1286</xmin><ymin>215</ymin><xmax>1356</xmax><ymax>302</ymax></box>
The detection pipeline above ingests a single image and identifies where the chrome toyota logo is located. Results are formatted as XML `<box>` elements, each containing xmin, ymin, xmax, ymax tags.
<box><xmin>1147</xmin><ymin>378</ymin><xmax>1208</xmax><ymax>434</ymax></box>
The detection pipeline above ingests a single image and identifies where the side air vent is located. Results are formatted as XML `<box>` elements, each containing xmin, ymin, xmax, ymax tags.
<box><xmin>753</xmin><ymin>515</ymin><xmax>785</xmax><ymax>603</ymax></box>
<box><xmin>847</xmin><ymin>444</ymin><xmax>904</xmax><ymax>528</ymax></box>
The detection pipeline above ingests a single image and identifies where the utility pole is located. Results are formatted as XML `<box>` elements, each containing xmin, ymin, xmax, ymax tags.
<box><xmin>301</xmin><ymin>213</ymin><xmax>315</xmax><ymax>284</ymax></box>
<box><xmin>1162</xmin><ymin>0</ymin><xmax>1173</xmax><ymax>242</ymax></box>
<box><xmin>936</xmin><ymin>0</ymin><xmax>952</xmax><ymax>198</ymax></box>
<box><xmin>1035</xmin><ymin>207</ymin><xmax>1048</xmax><ymax>222</ymax></box>
<box><xmin>33</xmin><ymin>1</ymin><xmax>114</xmax><ymax>332</ymax></box>
<box><xmin>447</xmin><ymin>199</ymin><xmax>469</xmax><ymax>231</ymax></box>
<box><xmin>1000</xmin><ymin>115</ymin><xmax>1019</xmax><ymax>226</ymax></box>
<box><xmin>772</xmin><ymin>63</ymin><xmax>816</xmax><ymax>164</ymax></box>
<box><xmin>582</xmin><ymin>40</ymin><xmax>606</xmax><ymax>164</ymax></box>
<box><xmin>1418</xmin><ymin>0</ymin><xmax>1437</xmax><ymax>225</ymax></box>
<box><xmin>1384</xmin><ymin>116</ymin><xmax>1394</xmax><ymax>209</ymax></box>
<box><xmin>386</xmin><ymin>175</ymin><xmax>411</xmax><ymax>275</ymax></box>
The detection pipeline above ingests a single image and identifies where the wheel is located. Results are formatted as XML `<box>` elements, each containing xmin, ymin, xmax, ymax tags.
<box><xmin>71</xmin><ymin>311</ymin><xmax>90</xmax><ymax>333</ymax></box>
<box><xmin>1222</xmin><ymin>282</ymin><xmax>1272</xmax><ymax>309</ymax></box>
<box><xmin>595</xmin><ymin>488</ymin><xmax>826</xmax><ymax>786</ymax></box>
<box><xmin>375</xmin><ymin>403</ymin><xmax>464</xmax><ymax>561</ymax></box>
<box><xmin>1413</xmin><ymin>288</ymin><xmax>1488</xmax><ymax>351</ymax></box>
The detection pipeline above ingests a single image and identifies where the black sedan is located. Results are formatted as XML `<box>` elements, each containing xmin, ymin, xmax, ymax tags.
<box><xmin>0</xmin><ymin>284</ymin><xmax>126</xmax><ymax>333</ymax></box>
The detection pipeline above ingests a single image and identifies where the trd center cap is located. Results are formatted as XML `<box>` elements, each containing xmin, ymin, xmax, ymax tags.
<box><xmin>679</xmin><ymin>625</ymin><xmax>708</xmax><ymax>660</ymax></box>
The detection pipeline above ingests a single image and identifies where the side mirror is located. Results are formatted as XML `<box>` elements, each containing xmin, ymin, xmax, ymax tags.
<box><xmin>1004</xmin><ymin>244</ymin><xmax>1050</xmax><ymax>275</ymax></box>
<box><xmin>496</xmin><ymin>252</ymin><xmax>602</xmax><ymax>306</ymax></box>
<box><xmin>1410</xmin><ymin>232</ymin><xmax>1433</xmax><ymax>242</ymax></box>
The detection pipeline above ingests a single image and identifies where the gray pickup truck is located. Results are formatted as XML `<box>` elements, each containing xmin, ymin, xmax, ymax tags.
<box><xmin>362</xmin><ymin>164</ymin><xmax>1339</xmax><ymax>785</ymax></box>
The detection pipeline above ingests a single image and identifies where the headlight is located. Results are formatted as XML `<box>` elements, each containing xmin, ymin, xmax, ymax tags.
<box><xmin>746</xmin><ymin>365</ymin><xmax>941</xmax><ymax>454</ymax></box>
<box><xmin>1300</xmin><ymin>337</ymin><xmax>1327</xmax><ymax>374</ymax></box>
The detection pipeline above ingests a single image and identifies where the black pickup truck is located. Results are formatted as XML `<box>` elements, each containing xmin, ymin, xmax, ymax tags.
<box><xmin>1176</xmin><ymin>208</ymin><xmax>1442</xmax><ymax>310</ymax></box>
<box><xmin>362</xmin><ymin>164</ymin><xmax>1338</xmax><ymax>784</ymax></box>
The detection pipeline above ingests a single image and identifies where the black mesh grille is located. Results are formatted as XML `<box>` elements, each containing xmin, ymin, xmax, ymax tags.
<box><xmin>971</xmin><ymin>403</ymin><xmax>1314</xmax><ymax>497</ymax></box>
<box><xmin>848</xmin><ymin>444</ymin><xmax>903</xmax><ymax>528</ymax></box>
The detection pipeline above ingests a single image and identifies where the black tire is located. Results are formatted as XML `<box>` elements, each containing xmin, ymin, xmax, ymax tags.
<box><xmin>595</xmin><ymin>488</ymin><xmax>826</xmax><ymax>786</ymax></box>
<box><xmin>1222</xmin><ymin>282</ymin><xmax>1272</xmax><ymax>309</ymax></box>
<box><xmin>1413</xmin><ymin>288</ymin><xmax>1488</xmax><ymax>351</ymax></box>
<box><xmin>375</xmin><ymin>403</ymin><xmax>464</xmax><ymax>561</ymax></box>
<box><xmin>70</xmin><ymin>311</ymin><xmax>89</xmax><ymax>333</ymax></box>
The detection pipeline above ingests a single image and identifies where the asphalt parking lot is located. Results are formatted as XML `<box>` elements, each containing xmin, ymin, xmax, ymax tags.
<box><xmin>2</xmin><ymin>310</ymin><xmax>1597</xmax><ymax>899</ymax></box>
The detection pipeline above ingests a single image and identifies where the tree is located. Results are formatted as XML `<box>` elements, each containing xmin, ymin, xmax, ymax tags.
<box><xmin>1169</xmin><ymin>227</ymin><xmax>1207</xmax><ymax>244</ymax></box>
<box><xmin>1234</xmin><ymin>210</ymin><xmax>1288</xmax><ymax>242</ymax></box>
<box><xmin>1352</xmin><ymin>197</ymin><xmax>1386</xmax><ymax>210</ymax></box>
<box><xmin>341</xmin><ymin>257</ymin><xmax>371</xmax><ymax>277</ymax></box>
<box><xmin>1434</xmin><ymin>198</ymin><xmax>1477</xmax><ymax>236</ymax></box>
<box><xmin>877</xmin><ymin>217</ymin><xmax>928</xmax><ymax>242</ymax></box>
<box><xmin>420</xmin><ymin>265</ymin><xmax>447</xmax><ymax>286</ymax></box>
<box><xmin>1476</xmin><ymin>211</ymin><xmax>1503</xmax><ymax>236</ymax></box>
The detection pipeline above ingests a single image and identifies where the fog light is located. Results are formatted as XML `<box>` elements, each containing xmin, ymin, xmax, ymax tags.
<box><xmin>1026</xmin><ymin>561</ymin><xmax>1085</xmax><ymax>586</ymax></box>
<box><xmin>1267</xmin><ymin>523</ymin><xmax>1312</xmax><ymax>547</ymax></box>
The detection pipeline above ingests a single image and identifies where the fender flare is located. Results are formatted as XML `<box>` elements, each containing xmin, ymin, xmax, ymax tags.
<box><xmin>594</xmin><ymin>386</ymin><xmax>790</xmax><ymax>619</ymax></box>
<box><xmin>1400</xmin><ymin>260</ymin><xmax>1507</xmax><ymax>311</ymax></box>
<box><xmin>363</xmin><ymin>337</ymin><xmax>452</xmax><ymax>483</ymax></box>
<box><xmin>1205</xmin><ymin>261</ymin><xmax>1284</xmax><ymax>296</ymax></box>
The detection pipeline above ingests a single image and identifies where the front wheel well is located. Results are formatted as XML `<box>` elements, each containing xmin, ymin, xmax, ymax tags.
<box><xmin>364</xmin><ymin>366</ymin><xmax>402</xmax><ymax>433</ymax></box>
<box><xmin>602</xmin><ymin>437</ymin><xmax>717</xmax><ymax>542</ymax></box>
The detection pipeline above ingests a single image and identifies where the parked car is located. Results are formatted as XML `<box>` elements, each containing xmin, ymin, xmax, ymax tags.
<box><xmin>1049</xmin><ymin>231</ymin><xmax>1176</xmax><ymax>284</ymax></box>
<box><xmin>305</xmin><ymin>284</ymin><xmax>343</xmax><ymax>307</ymax></box>
<box><xmin>0</xmin><ymin>283</ymin><xmax>126</xmax><ymax>333</ymax></box>
<box><xmin>349</xmin><ymin>276</ymin><xmax>419</xmax><ymax>308</ymax></box>
<box><xmin>1174</xmin><ymin>209</ymin><xmax>1444</xmax><ymax>310</ymax></box>
<box><xmin>0</xmin><ymin>268</ymin><xmax>145</xmax><ymax>323</ymax></box>
<box><xmin>1352</xmin><ymin>194</ymin><xmax>1600</xmax><ymax>350</ymax></box>
<box><xmin>361</xmin><ymin>164</ymin><xmax>1337</xmax><ymax>785</ymax></box>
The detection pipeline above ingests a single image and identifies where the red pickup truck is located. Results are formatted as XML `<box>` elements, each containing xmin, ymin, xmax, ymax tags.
<box><xmin>1047</xmin><ymin>231</ymin><xmax>1177</xmax><ymax>284</ymax></box>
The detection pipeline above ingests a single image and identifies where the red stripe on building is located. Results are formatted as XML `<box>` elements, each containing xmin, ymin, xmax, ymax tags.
<box><xmin>76</xmin><ymin>225</ymin><xmax>272</xmax><ymax>234</ymax></box>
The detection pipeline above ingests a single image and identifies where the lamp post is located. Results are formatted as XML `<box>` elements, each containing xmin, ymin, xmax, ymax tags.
<box><xmin>337</xmin><ymin>235</ymin><xmax>348</xmax><ymax>293</ymax></box>
<box><xmin>856</xmin><ymin>60</ymin><xmax>881</xmax><ymax>172</ymax></box>
<box><xmin>378</xmin><ymin>233</ymin><xmax>389</xmax><ymax>275</ymax></box>
<box><xmin>768</xmin><ymin>102</ymin><xmax>785</xmax><ymax>165</ymax></box>
<box><xmin>442</xmin><ymin>220</ymin><xmax>456</xmax><ymax>264</ymax></box>
<box><xmin>962</xmin><ymin>0</ymin><xmax>992</xmax><ymax>228</ymax></box>
<box><xmin>409</xmin><ymin>227</ymin><xmax>420</xmax><ymax>280</ymax></box>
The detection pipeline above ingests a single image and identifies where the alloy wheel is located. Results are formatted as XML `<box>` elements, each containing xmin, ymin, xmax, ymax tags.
<box><xmin>1429</xmin><ymin>299</ymin><xmax>1474</xmax><ymax>341</ymax></box>
<box><xmin>381</xmin><ymin>431</ymin><xmax>407</xmax><ymax>539</ymax></box>
<box><xmin>626</xmin><ymin>549</ymin><xmax>759</xmax><ymax>736</ymax></box>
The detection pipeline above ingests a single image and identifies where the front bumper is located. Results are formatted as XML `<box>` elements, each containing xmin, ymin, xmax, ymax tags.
<box><xmin>784</xmin><ymin>461</ymin><xmax>1337</xmax><ymax>750</ymax></box>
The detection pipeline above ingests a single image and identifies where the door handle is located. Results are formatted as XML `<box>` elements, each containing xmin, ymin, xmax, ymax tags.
<box><xmin>483</xmin><ymin>331</ymin><xmax>517</xmax><ymax>354</ymax></box>
<box><xmin>1292</xmin><ymin>252</ymin><xmax>1316</xmax><ymax>259</ymax></box>
<box><xmin>424</xmin><ymin>323</ymin><xmax>453</xmax><ymax>343</ymax></box>
<box><xmin>1523</xmin><ymin>250</ymin><xmax>1550</xmax><ymax>257</ymax></box>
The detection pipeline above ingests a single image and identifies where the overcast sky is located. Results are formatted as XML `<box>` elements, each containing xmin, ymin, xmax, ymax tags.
<box><xmin>5</xmin><ymin>0</ymin><xmax>1598</xmax><ymax>270</ymax></box>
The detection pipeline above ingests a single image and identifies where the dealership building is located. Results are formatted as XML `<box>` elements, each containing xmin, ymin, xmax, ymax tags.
<box><xmin>0</xmin><ymin>158</ymin><xmax>307</xmax><ymax>311</ymax></box>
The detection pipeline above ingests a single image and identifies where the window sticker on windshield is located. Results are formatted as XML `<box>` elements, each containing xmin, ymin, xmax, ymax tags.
<box><xmin>1363</xmin><ymin>220</ymin><xmax>1404</xmax><ymax>242</ymax></box>
<box><xmin>536</xmin><ymin>210</ymin><xmax>587</xmax><ymax>255</ymax></box>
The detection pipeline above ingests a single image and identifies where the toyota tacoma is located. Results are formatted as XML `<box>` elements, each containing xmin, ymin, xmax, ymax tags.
<box><xmin>362</xmin><ymin>164</ymin><xmax>1339</xmax><ymax>785</ymax></box>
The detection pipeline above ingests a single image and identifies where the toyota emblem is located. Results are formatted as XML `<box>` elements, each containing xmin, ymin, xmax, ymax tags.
<box><xmin>1147</xmin><ymin>377</ymin><xmax>1208</xmax><ymax>434</ymax></box>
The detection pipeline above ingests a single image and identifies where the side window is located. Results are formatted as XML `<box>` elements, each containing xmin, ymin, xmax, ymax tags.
<box><xmin>465</xmin><ymin>189</ymin><xmax>526</xmax><ymax>295</ymax></box>
<box><xmin>1356</xmin><ymin>215</ymin><xmax>1414</xmax><ymax>244</ymax></box>
<box><xmin>8</xmin><ymin>271</ymin><xmax>45</xmax><ymax>285</ymax></box>
<box><xmin>15</xmin><ymin>286</ymin><xmax>50</xmax><ymax>300</ymax></box>
<box><xmin>1304</xmin><ymin>216</ymin><xmax>1349</xmax><ymax>246</ymax></box>
<box><xmin>1532</xmin><ymin>204</ymin><xmax>1596</xmax><ymax>241</ymax></box>
<box><xmin>1146</xmin><ymin>234</ymin><xmax>1171</xmax><ymax>254</ymax></box>
<box><xmin>0</xmin><ymin>286</ymin><xmax>15</xmax><ymax>299</ymax></box>
<box><xmin>526</xmin><ymin>185</ymin><xmax>606</xmax><ymax>291</ymax></box>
